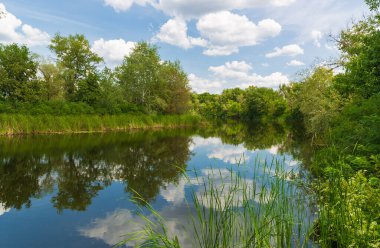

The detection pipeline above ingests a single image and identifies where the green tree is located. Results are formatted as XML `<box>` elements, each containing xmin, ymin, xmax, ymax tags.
<box><xmin>335</xmin><ymin>14</ymin><xmax>380</xmax><ymax>99</ymax></box>
<box><xmin>0</xmin><ymin>44</ymin><xmax>39</xmax><ymax>101</ymax></box>
<box><xmin>38</xmin><ymin>63</ymin><xmax>65</xmax><ymax>100</ymax></box>
<box><xmin>158</xmin><ymin>61</ymin><xmax>191</xmax><ymax>114</ymax></box>
<box><xmin>243</xmin><ymin>87</ymin><xmax>285</xmax><ymax>121</ymax></box>
<box><xmin>96</xmin><ymin>68</ymin><xmax>124</xmax><ymax>113</ymax></box>
<box><xmin>49</xmin><ymin>34</ymin><xmax>102</xmax><ymax>100</ymax></box>
<box><xmin>75</xmin><ymin>72</ymin><xmax>101</xmax><ymax>106</ymax></box>
<box><xmin>298</xmin><ymin>67</ymin><xmax>343</xmax><ymax>137</ymax></box>
<box><xmin>365</xmin><ymin>0</ymin><xmax>380</xmax><ymax>10</ymax></box>
<box><xmin>116</xmin><ymin>42</ymin><xmax>161</xmax><ymax>112</ymax></box>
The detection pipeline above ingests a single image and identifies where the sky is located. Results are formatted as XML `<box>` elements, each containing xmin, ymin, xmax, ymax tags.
<box><xmin>0</xmin><ymin>0</ymin><xmax>369</xmax><ymax>93</ymax></box>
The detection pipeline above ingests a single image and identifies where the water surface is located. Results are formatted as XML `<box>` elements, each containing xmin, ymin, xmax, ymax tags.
<box><xmin>0</xmin><ymin>124</ymin><xmax>310</xmax><ymax>247</ymax></box>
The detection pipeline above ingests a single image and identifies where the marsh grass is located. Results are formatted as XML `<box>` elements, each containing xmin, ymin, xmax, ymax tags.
<box><xmin>120</xmin><ymin>158</ymin><xmax>315</xmax><ymax>248</ymax></box>
<box><xmin>0</xmin><ymin>114</ymin><xmax>203</xmax><ymax>135</ymax></box>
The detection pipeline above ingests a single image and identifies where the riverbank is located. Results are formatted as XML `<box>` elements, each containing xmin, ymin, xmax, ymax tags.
<box><xmin>0</xmin><ymin>114</ymin><xmax>204</xmax><ymax>135</ymax></box>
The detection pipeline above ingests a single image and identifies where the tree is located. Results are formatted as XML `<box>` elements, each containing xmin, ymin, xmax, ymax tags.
<box><xmin>75</xmin><ymin>72</ymin><xmax>101</xmax><ymax>106</ymax></box>
<box><xmin>365</xmin><ymin>0</ymin><xmax>380</xmax><ymax>10</ymax></box>
<box><xmin>49</xmin><ymin>34</ymin><xmax>102</xmax><ymax>100</ymax></box>
<box><xmin>96</xmin><ymin>68</ymin><xmax>124</xmax><ymax>113</ymax></box>
<box><xmin>297</xmin><ymin>67</ymin><xmax>342</xmax><ymax>136</ymax></box>
<box><xmin>243</xmin><ymin>87</ymin><xmax>285</xmax><ymax>121</ymax></box>
<box><xmin>38</xmin><ymin>63</ymin><xmax>65</xmax><ymax>100</ymax></box>
<box><xmin>116</xmin><ymin>42</ymin><xmax>161</xmax><ymax>112</ymax></box>
<box><xmin>0</xmin><ymin>44</ymin><xmax>39</xmax><ymax>101</ymax></box>
<box><xmin>334</xmin><ymin>14</ymin><xmax>380</xmax><ymax>99</ymax></box>
<box><xmin>158</xmin><ymin>61</ymin><xmax>191</xmax><ymax>114</ymax></box>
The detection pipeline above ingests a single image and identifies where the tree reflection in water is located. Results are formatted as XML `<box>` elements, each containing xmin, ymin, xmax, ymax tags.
<box><xmin>0</xmin><ymin>122</ymin><xmax>311</xmax><ymax>213</ymax></box>
<box><xmin>0</xmin><ymin>130</ymin><xmax>193</xmax><ymax>212</ymax></box>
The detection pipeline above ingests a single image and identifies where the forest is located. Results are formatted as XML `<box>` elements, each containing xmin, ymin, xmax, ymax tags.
<box><xmin>0</xmin><ymin>0</ymin><xmax>379</xmax><ymax>246</ymax></box>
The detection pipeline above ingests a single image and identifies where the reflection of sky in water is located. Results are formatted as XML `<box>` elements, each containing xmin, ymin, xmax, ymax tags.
<box><xmin>80</xmin><ymin>136</ymin><xmax>303</xmax><ymax>247</ymax></box>
<box><xmin>0</xmin><ymin>134</ymin><xmax>304</xmax><ymax>248</ymax></box>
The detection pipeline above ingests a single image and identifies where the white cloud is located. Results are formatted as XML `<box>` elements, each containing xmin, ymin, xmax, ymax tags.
<box><xmin>204</xmin><ymin>60</ymin><xmax>289</xmax><ymax>91</ymax></box>
<box><xmin>155</xmin><ymin>18</ymin><xmax>207</xmax><ymax>49</ymax></box>
<box><xmin>155</xmin><ymin>12</ymin><xmax>281</xmax><ymax>56</ymax></box>
<box><xmin>286</xmin><ymin>60</ymin><xmax>305</xmax><ymax>67</ymax></box>
<box><xmin>0</xmin><ymin>4</ymin><xmax>50</xmax><ymax>46</ymax></box>
<box><xmin>0</xmin><ymin>203</ymin><xmax>10</xmax><ymax>216</ymax></box>
<box><xmin>197</xmin><ymin>11</ymin><xmax>281</xmax><ymax>56</ymax></box>
<box><xmin>104</xmin><ymin>0</ymin><xmax>152</xmax><ymax>12</ymax></box>
<box><xmin>91</xmin><ymin>38</ymin><xmax>136</xmax><ymax>66</ymax></box>
<box><xmin>80</xmin><ymin>206</ymin><xmax>196</xmax><ymax>248</ymax></box>
<box><xmin>153</xmin><ymin>0</ymin><xmax>296</xmax><ymax>19</ymax></box>
<box><xmin>104</xmin><ymin>0</ymin><xmax>297</xmax><ymax>18</ymax></box>
<box><xmin>260</xmin><ymin>0</ymin><xmax>367</xmax><ymax>43</ymax></box>
<box><xmin>311</xmin><ymin>30</ymin><xmax>323</xmax><ymax>47</ymax></box>
<box><xmin>188</xmin><ymin>73</ymin><xmax>222</xmax><ymax>93</ymax></box>
<box><xmin>208</xmin><ymin>145</ymin><xmax>249</xmax><ymax>164</ymax></box>
<box><xmin>161</xmin><ymin>178</ymin><xmax>187</xmax><ymax>205</ymax></box>
<box><xmin>266</xmin><ymin>44</ymin><xmax>304</xmax><ymax>58</ymax></box>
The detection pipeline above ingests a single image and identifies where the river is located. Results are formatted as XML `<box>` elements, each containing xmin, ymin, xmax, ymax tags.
<box><xmin>0</xmin><ymin>123</ymin><xmax>314</xmax><ymax>248</ymax></box>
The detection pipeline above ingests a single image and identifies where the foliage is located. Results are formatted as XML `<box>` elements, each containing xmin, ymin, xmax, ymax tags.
<box><xmin>365</xmin><ymin>0</ymin><xmax>380</xmax><ymax>11</ymax></box>
<box><xmin>0</xmin><ymin>44</ymin><xmax>40</xmax><ymax>101</ymax></box>
<box><xmin>158</xmin><ymin>61</ymin><xmax>191</xmax><ymax>114</ymax></box>
<box><xmin>193</xmin><ymin>87</ymin><xmax>286</xmax><ymax>121</ymax></box>
<box><xmin>335</xmin><ymin>14</ymin><xmax>380</xmax><ymax>99</ymax></box>
<box><xmin>49</xmin><ymin>34</ymin><xmax>103</xmax><ymax>100</ymax></box>
<box><xmin>316</xmin><ymin>169</ymin><xmax>380</xmax><ymax>247</ymax></box>
<box><xmin>0</xmin><ymin>113</ymin><xmax>202</xmax><ymax>135</ymax></box>
<box><xmin>122</xmin><ymin>160</ymin><xmax>312</xmax><ymax>248</ymax></box>
<box><xmin>38</xmin><ymin>63</ymin><xmax>65</xmax><ymax>100</ymax></box>
<box><xmin>116</xmin><ymin>42</ymin><xmax>162</xmax><ymax>112</ymax></box>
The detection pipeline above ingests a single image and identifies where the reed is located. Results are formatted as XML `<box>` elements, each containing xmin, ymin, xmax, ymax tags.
<box><xmin>0</xmin><ymin>114</ymin><xmax>203</xmax><ymax>135</ymax></box>
<box><xmin>120</xmin><ymin>158</ymin><xmax>315</xmax><ymax>248</ymax></box>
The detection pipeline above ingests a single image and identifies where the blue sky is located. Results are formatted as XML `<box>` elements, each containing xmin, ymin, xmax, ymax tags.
<box><xmin>0</xmin><ymin>0</ymin><xmax>368</xmax><ymax>93</ymax></box>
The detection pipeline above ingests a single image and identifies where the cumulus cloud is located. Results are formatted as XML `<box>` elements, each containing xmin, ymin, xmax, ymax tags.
<box><xmin>188</xmin><ymin>73</ymin><xmax>222</xmax><ymax>93</ymax></box>
<box><xmin>155</xmin><ymin>18</ymin><xmax>207</xmax><ymax>49</ymax></box>
<box><xmin>155</xmin><ymin>12</ymin><xmax>281</xmax><ymax>56</ymax></box>
<box><xmin>286</xmin><ymin>60</ymin><xmax>305</xmax><ymax>66</ymax></box>
<box><xmin>205</xmin><ymin>60</ymin><xmax>289</xmax><ymax>91</ymax></box>
<box><xmin>0</xmin><ymin>4</ymin><xmax>50</xmax><ymax>46</ymax></box>
<box><xmin>104</xmin><ymin>0</ymin><xmax>297</xmax><ymax>18</ymax></box>
<box><xmin>104</xmin><ymin>0</ymin><xmax>153</xmax><ymax>12</ymax></box>
<box><xmin>91</xmin><ymin>38</ymin><xmax>136</xmax><ymax>66</ymax></box>
<box><xmin>311</xmin><ymin>30</ymin><xmax>323</xmax><ymax>47</ymax></box>
<box><xmin>208</xmin><ymin>145</ymin><xmax>249</xmax><ymax>164</ymax></box>
<box><xmin>197</xmin><ymin>11</ymin><xmax>281</xmax><ymax>56</ymax></box>
<box><xmin>265</xmin><ymin>44</ymin><xmax>304</xmax><ymax>58</ymax></box>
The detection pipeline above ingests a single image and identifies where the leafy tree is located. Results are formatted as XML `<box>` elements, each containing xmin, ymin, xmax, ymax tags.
<box><xmin>335</xmin><ymin>14</ymin><xmax>380</xmax><ymax>99</ymax></box>
<box><xmin>243</xmin><ymin>87</ymin><xmax>285</xmax><ymax>121</ymax></box>
<box><xmin>38</xmin><ymin>63</ymin><xmax>65</xmax><ymax>100</ymax></box>
<box><xmin>49</xmin><ymin>34</ymin><xmax>102</xmax><ymax>100</ymax></box>
<box><xmin>158</xmin><ymin>61</ymin><xmax>191</xmax><ymax>114</ymax></box>
<box><xmin>116</xmin><ymin>42</ymin><xmax>161</xmax><ymax>112</ymax></box>
<box><xmin>75</xmin><ymin>72</ymin><xmax>101</xmax><ymax>106</ymax></box>
<box><xmin>365</xmin><ymin>0</ymin><xmax>380</xmax><ymax>10</ymax></box>
<box><xmin>96</xmin><ymin>68</ymin><xmax>124</xmax><ymax>113</ymax></box>
<box><xmin>0</xmin><ymin>44</ymin><xmax>39</xmax><ymax>101</ymax></box>
<box><xmin>296</xmin><ymin>67</ymin><xmax>342</xmax><ymax>136</ymax></box>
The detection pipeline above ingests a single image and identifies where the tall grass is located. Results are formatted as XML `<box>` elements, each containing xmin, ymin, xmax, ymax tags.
<box><xmin>120</xmin><ymin>159</ymin><xmax>315</xmax><ymax>248</ymax></box>
<box><xmin>0</xmin><ymin>114</ymin><xmax>203</xmax><ymax>135</ymax></box>
<box><xmin>315</xmin><ymin>168</ymin><xmax>380</xmax><ymax>247</ymax></box>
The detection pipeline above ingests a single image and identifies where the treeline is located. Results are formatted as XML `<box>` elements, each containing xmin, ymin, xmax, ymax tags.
<box><xmin>192</xmin><ymin>87</ymin><xmax>286</xmax><ymax>121</ymax></box>
<box><xmin>0</xmin><ymin>35</ymin><xmax>191</xmax><ymax>115</ymax></box>
<box><xmin>280</xmin><ymin>2</ymin><xmax>380</xmax><ymax>246</ymax></box>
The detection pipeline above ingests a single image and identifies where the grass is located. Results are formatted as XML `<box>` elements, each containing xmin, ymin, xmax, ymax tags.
<box><xmin>0</xmin><ymin>114</ymin><xmax>204</xmax><ymax>135</ymax></box>
<box><xmin>314</xmin><ymin>168</ymin><xmax>380</xmax><ymax>247</ymax></box>
<box><xmin>119</xmin><ymin>158</ymin><xmax>315</xmax><ymax>248</ymax></box>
